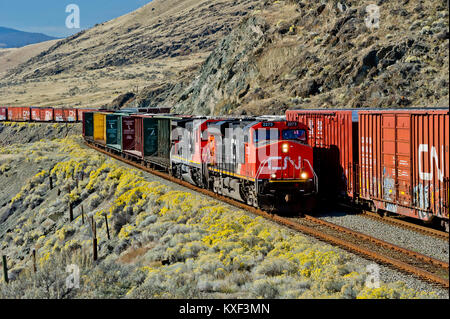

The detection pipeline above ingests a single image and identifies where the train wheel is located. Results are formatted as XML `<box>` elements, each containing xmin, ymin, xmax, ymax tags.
<box><xmin>297</xmin><ymin>195</ymin><xmax>317</xmax><ymax>216</ymax></box>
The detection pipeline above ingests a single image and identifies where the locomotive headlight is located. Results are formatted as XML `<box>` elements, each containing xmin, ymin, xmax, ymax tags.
<box><xmin>300</xmin><ymin>172</ymin><xmax>308</xmax><ymax>179</ymax></box>
<box><xmin>282</xmin><ymin>143</ymin><xmax>289</xmax><ymax>153</ymax></box>
<box><xmin>271</xmin><ymin>173</ymin><xmax>277</xmax><ymax>179</ymax></box>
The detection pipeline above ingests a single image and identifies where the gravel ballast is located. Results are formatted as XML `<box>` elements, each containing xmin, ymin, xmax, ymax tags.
<box><xmin>319</xmin><ymin>212</ymin><xmax>449</xmax><ymax>263</ymax></box>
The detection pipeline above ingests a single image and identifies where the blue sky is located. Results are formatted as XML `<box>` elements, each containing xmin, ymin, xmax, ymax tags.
<box><xmin>0</xmin><ymin>0</ymin><xmax>151</xmax><ymax>38</ymax></box>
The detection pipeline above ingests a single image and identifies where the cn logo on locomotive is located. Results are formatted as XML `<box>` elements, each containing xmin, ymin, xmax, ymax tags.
<box><xmin>418</xmin><ymin>144</ymin><xmax>445</xmax><ymax>182</ymax></box>
<box><xmin>267</xmin><ymin>156</ymin><xmax>302</xmax><ymax>171</ymax></box>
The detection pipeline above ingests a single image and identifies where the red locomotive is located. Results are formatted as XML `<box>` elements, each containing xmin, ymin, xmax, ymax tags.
<box><xmin>171</xmin><ymin>117</ymin><xmax>317</xmax><ymax>210</ymax></box>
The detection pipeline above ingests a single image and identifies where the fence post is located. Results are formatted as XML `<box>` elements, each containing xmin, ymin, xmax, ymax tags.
<box><xmin>104</xmin><ymin>214</ymin><xmax>110</xmax><ymax>240</ymax></box>
<box><xmin>69</xmin><ymin>203</ymin><xmax>73</xmax><ymax>222</ymax></box>
<box><xmin>2</xmin><ymin>255</ymin><xmax>8</xmax><ymax>284</ymax></box>
<box><xmin>32</xmin><ymin>249</ymin><xmax>37</xmax><ymax>273</ymax></box>
<box><xmin>92</xmin><ymin>216</ymin><xmax>97</xmax><ymax>261</ymax></box>
<box><xmin>81</xmin><ymin>205</ymin><xmax>85</xmax><ymax>224</ymax></box>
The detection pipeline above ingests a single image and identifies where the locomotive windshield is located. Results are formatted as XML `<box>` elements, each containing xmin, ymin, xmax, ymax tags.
<box><xmin>282</xmin><ymin>129</ymin><xmax>307</xmax><ymax>142</ymax></box>
<box><xmin>253</xmin><ymin>128</ymin><xmax>280</xmax><ymax>143</ymax></box>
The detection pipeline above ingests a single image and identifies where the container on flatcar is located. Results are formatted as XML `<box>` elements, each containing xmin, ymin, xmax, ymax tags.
<box><xmin>83</xmin><ymin>112</ymin><xmax>94</xmax><ymax>139</ymax></box>
<box><xmin>54</xmin><ymin>108</ymin><xmax>77</xmax><ymax>122</ymax></box>
<box><xmin>0</xmin><ymin>107</ymin><xmax>7</xmax><ymax>121</ymax></box>
<box><xmin>358</xmin><ymin>109</ymin><xmax>449</xmax><ymax>225</ymax></box>
<box><xmin>105</xmin><ymin>113</ymin><xmax>128</xmax><ymax>151</ymax></box>
<box><xmin>120</xmin><ymin>114</ymin><xmax>175</xmax><ymax>166</ymax></box>
<box><xmin>286</xmin><ymin>109</ymin><xmax>358</xmax><ymax>199</ymax></box>
<box><xmin>7</xmin><ymin>107</ymin><xmax>31</xmax><ymax>122</ymax></box>
<box><xmin>93</xmin><ymin>112</ymin><xmax>108</xmax><ymax>144</ymax></box>
<box><xmin>139</xmin><ymin>115</ymin><xmax>173</xmax><ymax>167</ymax></box>
<box><xmin>31</xmin><ymin>107</ymin><xmax>54</xmax><ymax>122</ymax></box>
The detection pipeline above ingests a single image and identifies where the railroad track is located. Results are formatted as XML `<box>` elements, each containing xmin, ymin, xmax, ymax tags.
<box><xmin>360</xmin><ymin>210</ymin><xmax>449</xmax><ymax>241</ymax></box>
<box><xmin>85</xmin><ymin>141</ymin><xmax>450</xmax><ymax>288</ymax></box>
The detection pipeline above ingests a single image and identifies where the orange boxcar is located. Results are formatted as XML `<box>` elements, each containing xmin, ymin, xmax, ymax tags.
<box><xmin>359</xmin><ymin>109</ymin><xmax>449</xmax><ymax>225</ymax></box>
<box><xmin>0</xmin><ymin>107</ymin><xmax>7</xmax><ymax>121</ymax></box>
<box><xmin>54</xmin><ymin>108</ymin><xmax>77</xmax><ymax>122</ymax></box>
<box><xmin>31</xmin><ymin>107</ymin><xmax>54</xmax><ymax>122</ymax></box>
<box><xmin>286</xmin><ymin>109</ymin><xmax>358</xmax><ymax>199</ymax></box>
<box><xmin>7</xmin><ymin>107</ymin><xmax>31</xmax><ymax>122</ymax></box>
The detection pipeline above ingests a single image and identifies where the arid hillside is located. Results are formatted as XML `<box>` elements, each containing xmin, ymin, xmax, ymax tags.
<box><xmin>0</xmin><ymin>40</ymin><xmax>59</xmax><ymax>76</ymax></box>
<box><xmin>1</xmin><ymin>0</ymin><xmax>448</xmax><ymax>114</ymax></box>
<box><xmin>160</xmin><ymin>0</ymin><xmax>449</xmax><ymax>115</ymax></box>
<box><xmin>0</xmin><ymin>0</ymin><xmax>261</xmax><ymax>108</ymax></box>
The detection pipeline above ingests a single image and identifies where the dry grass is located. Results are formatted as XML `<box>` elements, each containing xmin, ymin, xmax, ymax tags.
<box><xmin>118</xmin><ymin>244</ymin><xmax>156</xmax><ymax>264</ymax></box>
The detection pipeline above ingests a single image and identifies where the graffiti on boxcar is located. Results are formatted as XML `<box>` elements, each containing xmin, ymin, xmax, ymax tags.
<box><xmin>419</xmin><ymin>144</ymin><xmax>444</xmax><ymax>182</ymax></box>
<box><xmin>385</xmin><ymin>203</ymin><xmax>398</xmax><ymax>214</ymax></box>
<box><xmin>45</xmin><ymin>111</ymin><xmax>53</xmax><ymax>121</ymax></box>
<box><xmin>413</xmin><ymin>183</ymin><xmax>430</xmax><ymax>210</ymax></box>
<box><xmin>68</xmin><ymin>110</ymin><xmax>76</xmax><ymax>122</ymax></box>
<box><xmin>418</xmin><ymin>209</ymin><xmax>431</xmax><ymax>220</ymax></box>
<box><xmin>383</xmin><ymin>174</ymin><xmax>395</xmax><ymax>202</ymax></box>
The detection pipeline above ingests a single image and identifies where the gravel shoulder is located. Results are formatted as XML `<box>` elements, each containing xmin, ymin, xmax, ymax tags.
<box><xmin>318</xmin><ymin>212</ymin><xmax>449</xmax><ymax>264</ymax></box>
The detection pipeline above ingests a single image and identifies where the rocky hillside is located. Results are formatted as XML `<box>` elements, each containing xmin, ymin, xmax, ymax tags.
<box><xmin>153</xmin><ymin>0</ymin><xmax>448</xmax><ymax>115</ymax></box>
<box><xmin>0</xmin><ymin>0</ymin><xmax>261</xmax><ymax>108</ymax></box>
<box><xmin>1</xmin><ymin>0</ymin><xmax>447</xmax><ymax>114</ymax></box>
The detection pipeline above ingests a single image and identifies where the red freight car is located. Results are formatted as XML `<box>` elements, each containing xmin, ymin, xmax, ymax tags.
<box><xmin>359</xmin><ymin>110</ymin><xmax>449</xmax><ymax>228</ymax></box>
<box><xmin>286</xmin><ymin>109</ymin><xmax>358</xmax><ymax>199</ymax></box>
<box><xmin>0</xmin><ymin>107</ymin><xmax>7</xmax><ymax>121</ymax></box>
<box><xmin>7</xmin><ymin>107</ymin><xmax>31</xmax><ymax>121</ymax></box>
<box><xmin>31</xmin><ymin>107</ymin><xmax>54</xmax><ymax>122</ymax></box>
<box><xmin>122</xmin><ymin>115</ymin><xmax>143</xmax><ymax>158</ymax></box>
<box><xmin>54</xmin><ymin>108</ymin><xmax>77</xmax><ymax>122</ymax></box>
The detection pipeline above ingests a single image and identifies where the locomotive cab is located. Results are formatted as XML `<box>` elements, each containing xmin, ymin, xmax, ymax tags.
<box><xmin>249</xmin><ymin>121</ymin><xmax>318</xmax><ymax>210</ymax></box>
<box><xmin>206</xmin><ymin>119</ymin><xmax>318</xmax><ymax>212</ymax></box>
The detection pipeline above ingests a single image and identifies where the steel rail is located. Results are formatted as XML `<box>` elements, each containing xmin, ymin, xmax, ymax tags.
<box><xmin>85</xmin><ymin>140</ymin><xmax>450</xmax><ymax>288</ymax></box>
<box><xmin>360</xmin><ymin>210</ymin><xmax>449</xmax><ymax>241</ymax></box>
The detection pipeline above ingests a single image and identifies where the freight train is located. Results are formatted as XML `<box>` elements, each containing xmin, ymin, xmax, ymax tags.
<box><xmin>82</xmin><ymin>112</ymin><xmax>318</xmax><ymax>211</ymax></box>
<box><xmin>1</xmin><ymin>106</ymin><xmax>448</xmax><ymax>230</ymax></box>
<box><xmin>286</xmin><ymin>108</ymin><xmax>449</xmax><ymax>231</ymax></box>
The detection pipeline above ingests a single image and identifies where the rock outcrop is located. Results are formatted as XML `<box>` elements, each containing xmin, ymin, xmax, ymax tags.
<box><xmin>151</xmin><ymin>0</ymin><xmax>449</xmax><ymax>115</ymax></box>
